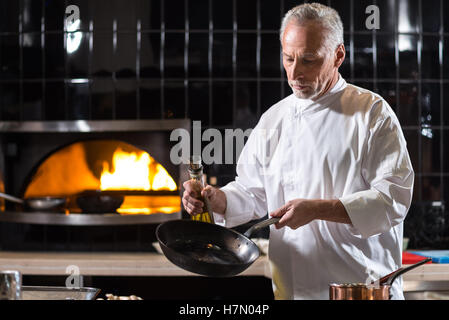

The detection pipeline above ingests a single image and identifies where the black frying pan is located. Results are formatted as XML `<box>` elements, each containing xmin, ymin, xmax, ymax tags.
<box><xmin>76</xmin><ymin>191</ymin><xmax>124</xmax><ymax>213</ymax></box>
<box><xmin>156</xmin><ymin>217</ymin><xmax>279</xmax><ymax>277</ymax></box>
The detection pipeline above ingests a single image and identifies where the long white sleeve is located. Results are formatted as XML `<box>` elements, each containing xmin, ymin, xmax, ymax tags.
<box><xmin>219</xmin><ymin>127</ymin><xmax>269</xmax><ymax>228</ymax></box>
<box><xmin>339</xmin><ymin>114</ymin><xmax>414</xmax><ymax>239</ymax></box>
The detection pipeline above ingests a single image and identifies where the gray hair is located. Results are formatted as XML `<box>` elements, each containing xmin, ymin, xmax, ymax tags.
<box><xmin>280</xmin><ymin>3</ymin><xmax>344</xmax><ymax>51</ymax></box>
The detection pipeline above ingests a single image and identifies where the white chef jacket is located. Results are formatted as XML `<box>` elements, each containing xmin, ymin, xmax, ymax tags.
<box><xmin>217</xmin><ymin>75</ymin><xmax>414</xmax><ymax>300</ymax></box>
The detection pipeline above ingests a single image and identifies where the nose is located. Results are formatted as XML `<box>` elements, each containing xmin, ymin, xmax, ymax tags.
<box><xmin>287</xmin><ymin>60</ymin><xmax>305</xmax><ymax>81</ymax></box>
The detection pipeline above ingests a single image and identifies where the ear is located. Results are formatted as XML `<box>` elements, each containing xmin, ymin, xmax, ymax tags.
<box><xmin>334</xmin><ymin>44</ymin><xmax>346</xmax><ymax>68</ymax></box>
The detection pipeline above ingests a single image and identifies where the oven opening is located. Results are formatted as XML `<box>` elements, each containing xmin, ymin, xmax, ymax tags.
<box><xmin>23</xmin><ymin>139</ymin><xmax>180</xmax><ymax>215</ymax></box>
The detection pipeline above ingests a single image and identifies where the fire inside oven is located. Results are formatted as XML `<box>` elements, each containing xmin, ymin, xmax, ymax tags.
<box><xmin>23</xmin><ymin>139</ymin><xmax>180</xmax><ymax>215</ymax></box>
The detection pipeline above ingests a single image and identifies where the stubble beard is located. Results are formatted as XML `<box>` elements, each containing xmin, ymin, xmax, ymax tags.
<box><xmin>289</xmin><ymin>82</ymin><xmax>321</xmax><ymax>100</ymax></box>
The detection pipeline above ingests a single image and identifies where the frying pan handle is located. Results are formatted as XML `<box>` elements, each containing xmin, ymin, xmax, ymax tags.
<box><xmin>243</xmin><ymin>217</ymin><xmax>280</xmax><ymax>238</ymax></box>
<box><xmin>382</xmin><ymin>257</ymin><xmax>432</xmax><ymax>286</ymax></box>
<box><xmin>0</xmin><ymin>192</ymin><xmax>24</xmax><ymax>204</ymax></box>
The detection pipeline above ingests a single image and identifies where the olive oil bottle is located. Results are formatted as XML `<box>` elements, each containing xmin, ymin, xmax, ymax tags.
<box><xmin>188</xmin><ymin>156</ymin><xmax>215</xmax><ymax>224</ymax></box>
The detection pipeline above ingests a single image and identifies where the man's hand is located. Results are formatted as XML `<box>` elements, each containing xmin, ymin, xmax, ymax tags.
<box><xmin>270</xmin><ymin>199</ymin><xmax>351</xmax><ymax>229</ymax></box>
<box><xmin>182</xmin><ymin>180</ymin><xmax>227</xmax><ymax>216</ymax></box>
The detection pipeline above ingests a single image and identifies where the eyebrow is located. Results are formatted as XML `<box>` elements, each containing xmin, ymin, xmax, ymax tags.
<box><xmin>282</xmin><ymin>52</ymin><xmax>319</xmax><ymax>58</ymax></box>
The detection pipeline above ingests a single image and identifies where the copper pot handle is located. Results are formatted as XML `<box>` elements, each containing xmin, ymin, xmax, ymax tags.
<box><xmin>377</xmin><ymin>258</ymin><xmax>432</xmax><ymax>286</ymax></box>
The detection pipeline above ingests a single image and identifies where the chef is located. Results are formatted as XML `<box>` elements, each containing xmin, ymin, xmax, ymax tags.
<box><xmin>182</xmin><ymin>3</ymin><xmax>413</xmax><ymax>300</ymax></box>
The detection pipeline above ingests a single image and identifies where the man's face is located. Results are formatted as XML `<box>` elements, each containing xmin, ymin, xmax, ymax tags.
<box><xmin>281</xmin><ymin>21</ymin><xmax>344</xmax><ymax>100</ymax></box>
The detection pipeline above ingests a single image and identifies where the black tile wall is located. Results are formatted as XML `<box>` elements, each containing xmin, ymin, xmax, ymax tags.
<box><xmin>0</xmin><ymin>0</ymin><xmax>447</xmax><ymax>204</ymax></box>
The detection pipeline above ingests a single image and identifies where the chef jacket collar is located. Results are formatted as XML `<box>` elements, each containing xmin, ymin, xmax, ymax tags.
<box><xmin>293</xmin><ymin>74</ymin><xmax>347</xmax><ymax>115</ymax></box>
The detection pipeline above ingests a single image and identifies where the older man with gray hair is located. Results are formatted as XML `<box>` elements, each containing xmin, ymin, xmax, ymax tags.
<box><xmin>183</xmin><ymin>3</ymin><xmax>413</xmax><ymax>299</ymax></box>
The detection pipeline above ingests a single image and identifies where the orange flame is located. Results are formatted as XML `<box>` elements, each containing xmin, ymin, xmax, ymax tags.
<box><xmin>100</xmin><ymin>148</ymin><xmax>177</xmax><ymax>191</ymax></box>
<box><xmin>23</xmin><ymin>140</ymin><xmax>180</xmax><ymax>215</ymax></box>
<box><xmin>151</xmin><ymin>163</ymin><xmax>177</xmax><ymax>191</ymax></box>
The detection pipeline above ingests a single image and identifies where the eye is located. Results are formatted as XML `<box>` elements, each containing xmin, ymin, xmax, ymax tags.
<box><xmin>283</xmin><ymin>55</ymin><xmax>294</xmax><ymax>63</ymax></box>
<box><xmin>303</xmin><ymin>58</ymin><xmax>314</xmax><ymax>64</ymax></box>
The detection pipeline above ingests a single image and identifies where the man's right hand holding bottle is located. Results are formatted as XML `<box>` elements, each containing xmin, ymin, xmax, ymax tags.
<box><xmin>182</xmin><ymin>180</ymin><xmax>227</xmax><ymax>217</ymax></box>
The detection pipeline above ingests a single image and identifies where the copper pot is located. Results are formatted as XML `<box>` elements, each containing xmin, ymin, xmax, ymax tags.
<box><xmin>329</xmin><ymin>258</ymin><xmax>431</xmax><ymax>300</ymax></box>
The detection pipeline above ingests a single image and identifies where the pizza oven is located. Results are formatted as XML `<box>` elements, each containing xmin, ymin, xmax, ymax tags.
<box><xmin>0</xmin><ymin>119</ymin><xmax>190</xmax><ymax>251</ymax></box>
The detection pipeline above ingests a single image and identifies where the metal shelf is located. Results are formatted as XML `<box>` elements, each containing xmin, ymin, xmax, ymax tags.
<box><xmin>0</xmin><ymin>119</ymin><xmax>191</xmax><ymax>133</ymax></box>
<box><xmin>0</xmin><ymin>211</ymin><xmax>181</xmax><ymax>226</ymax></box>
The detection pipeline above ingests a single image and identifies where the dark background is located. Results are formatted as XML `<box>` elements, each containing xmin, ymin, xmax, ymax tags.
<box><xmin>0</xmin><ymin>0</ymin><xmax>448</xmax><ymax>248</ymax></box>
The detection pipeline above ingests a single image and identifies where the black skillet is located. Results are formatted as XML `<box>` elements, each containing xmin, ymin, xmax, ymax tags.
<box><xmin>156</xmin><ymin>217</ymin><xmax>279</xmax><ymax>277</ymax></box>
<box><xmin>76</xmin><ymin>190</ymin><xmax>124</xmax><ymax>214</ymax></box>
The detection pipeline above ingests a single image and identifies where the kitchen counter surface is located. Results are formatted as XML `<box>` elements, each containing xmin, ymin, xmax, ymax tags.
<box><xmin>0</xmin><ymin>251</ymin><xmax>271</xmax><ymax>278</ymax></box>
<box><xmin>0</xmin><ymin>251</ymin><xmax>447</xmax><ymax>281</ymax></box>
